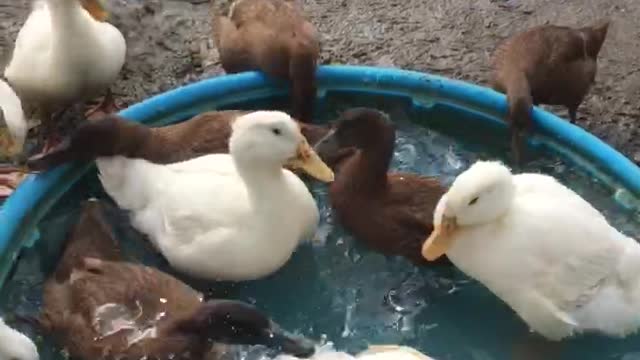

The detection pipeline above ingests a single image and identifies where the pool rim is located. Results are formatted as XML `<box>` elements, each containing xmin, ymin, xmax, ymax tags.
<box><xmin>1</xmin><ymin>64</ymin><xmax>639</xmax><ymax>275</ymax></box>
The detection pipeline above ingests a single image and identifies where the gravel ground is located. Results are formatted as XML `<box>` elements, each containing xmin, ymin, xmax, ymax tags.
<box><xmin>1</xmin><ymin>0</ymin><xmax>639</xmax><ymax>160</ymax></box>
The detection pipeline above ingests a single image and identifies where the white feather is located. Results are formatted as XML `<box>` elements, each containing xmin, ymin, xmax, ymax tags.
<box><xmin>433</xmin><ymin>160</ymin><xmax>640</xmax><ymax>340</ymax></box>
<box><xmin>97</xmin><ymin>111</ymin><xmax>322</xmax><ymax>281</ymax></box>
<box><xmin>0</xmin><ymin>80</ymin><xmax>27</xmax><ymax>154</ymax></box>
<box><xmin>276</xmin><ymin>344</ymin><xmax>435</xmax><ymax>360</ymax></box>
<box><xmin>4</xmin><ymin>0</ymin><xmax>126</xmax><ymax>108</ymax></box>
<box><xmin>0</xmin><ymin>318</ymin><xmax>39</xmax><ymax>360</ymax></box>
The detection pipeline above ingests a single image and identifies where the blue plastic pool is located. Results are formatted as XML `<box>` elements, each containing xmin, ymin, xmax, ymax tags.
<box><xmin>2</xmin><ymin>65</ymin><xmax>640</xmax><ymax>360</ymax></box>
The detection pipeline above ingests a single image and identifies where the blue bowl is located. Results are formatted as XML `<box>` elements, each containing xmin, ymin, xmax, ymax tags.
<box><xmin>1</xmin><ymin>64</ymin><xmax>639</xmax><ymax>287</ymax></box>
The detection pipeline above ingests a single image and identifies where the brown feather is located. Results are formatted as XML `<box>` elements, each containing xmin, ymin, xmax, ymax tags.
<box><xmin>212</xmin><ymin>0</ymin><xmax>320</xmax><ymax>122</ymax></box>
<box><xmin>27</xmin><ymin>111</ymin><xmax>334</xmax><ymax>171</ymax></box>
<box><xmin>315</xmin><ymin>108</ymin><xmax>450</xmax><ymax>266</ymax></box>
<box><xmin>40</xmin><ymin>200</ymin><xmax>315</xmax><ymax>360</ymax></box>
<box><xmin>40</xmin><ymin>200</ymin><xmax>210</xmax><ymax>359</ymax></box>
<box><xmin>491</xmin><ymin>20</ymin><xmax>610</xmax><ymax>162</ymax></box>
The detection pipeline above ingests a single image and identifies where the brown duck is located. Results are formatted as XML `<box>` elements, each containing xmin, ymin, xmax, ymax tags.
<box><xmin>26</xmin><ymin>111</ymin><xmax>333</xmax><ymax>171</ymax></box>
<box><xmin>491</xmin><ymin>20</ymin><xmax>610</xmax><ymax>163</ymax></box>
<box><xmin>212</xmin><ymin>0</ymin><xmax>320</xmax><ymax>122</ymax></box>
<box><xmin>314</xmin><ymin>108</ymin><xmax>451</xmax><ymax>266</ymax></box>
<box><xmin>38</xmin><ymin>199</ymin><xmax>315</xmax><ymax>360</ymax></box>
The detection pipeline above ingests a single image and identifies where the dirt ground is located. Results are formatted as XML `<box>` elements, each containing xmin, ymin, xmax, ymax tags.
<box><xmin>1</xmin><ymin>0</ymin><xmax>639</xmax><ymax>160</ymax></box>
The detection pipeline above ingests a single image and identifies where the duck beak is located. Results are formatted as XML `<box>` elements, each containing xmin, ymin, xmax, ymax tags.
<box><xmin>313</xmin><ymin>129</ymin><xmax>339</xmax><ymax>160</ymax></box>
<box><xmin>422</xmin><ymin>214</ymin><xmax>457</xmax><ymax>261</ymax></box>
<box><xmin>286</xmin><ymin>137</ymin><xmax>334</xmax><ymax>182</ymax></box>
<box><xmin>81</xmin><ymin>0</ymin><xmax>109</xmax><ymax>22</ymax></box>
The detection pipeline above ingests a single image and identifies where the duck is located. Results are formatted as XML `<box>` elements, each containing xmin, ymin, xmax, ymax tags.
<box><xmin>27</xmin><ymin>110</ymin><xmax>338</xmax><ymax>171</ymax></box>
<box><xmin>0</xmin><ymin>79</ymin><xmax>29</xmax><ymax>198</ymax></box>
<box><xmin>212</xmin><ymin>0</ymin><xmax>320</xmax><ymax>122</ymax></box>
<box><xmin>4</xmin><ymin>0</ymin><xmax>126</xmax><ymax>153</ymax></box>
<box><xmin>96</xmin><ymin>111</ymin><xmax>334</xmax><ymax>281</ymax></box>
<box><xmin>0</xmin><ymin>318</ymin><xmax>39</xmax><ymax>360</ymax></box>
<box><xmin>421</xmin><ymin>160</ymin><xmax>640</xmax><ymax>341</ymax></box>
<box><xmin>313</xmin><ymin>108</ymin><xmax>450</xmax><ymax>266</ymax></box>
<box><xmin>278</xmin><ymin>344</ymin><xmax>435</xmax><ymax>360</ymax></box>
<box><xmin>490</xmin><ymin>20</ymin><xmax>609</xmax><ymax>164</ymax></box>
<box><xmin>38</xmin><ymin>198</ymin><xmax>315</xmax><ymax>360</ymax></box>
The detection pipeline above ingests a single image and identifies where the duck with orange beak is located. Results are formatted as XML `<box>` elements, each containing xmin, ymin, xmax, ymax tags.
<box><xmin>422</xmin><ymin>160</ymin><xmax>640</xmax><ymax>341</ymax></box>
<box><xmin>4</xmin><ymin>0</ymin><xmax>126</xmax><ymax>157</ymax></box>
<box><xmin>95</xmin><ymin>111</ymin><xmax>334</xmax><ymax>281</ymax></box>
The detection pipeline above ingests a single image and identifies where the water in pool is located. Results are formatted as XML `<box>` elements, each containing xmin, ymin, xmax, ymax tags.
<box><xmin>3</xmin><ymin>94</ymin><xmax>640</xmax><ymax>360</ymax></box>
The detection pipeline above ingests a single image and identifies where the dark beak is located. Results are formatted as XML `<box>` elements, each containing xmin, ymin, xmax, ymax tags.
<box><xmin>262</xmin><ymin>326</ymin><xmax>315</xmax><ymax>358</ymax></box>
<box><xmin>313</xmin><ymin>129</ymin><xmax>340</xmax><ymax>162</ymax></box>
<box><xmin>26</xmin><ymin>138</ymin><xmax>74</xmax><ymax>171</ymax></box>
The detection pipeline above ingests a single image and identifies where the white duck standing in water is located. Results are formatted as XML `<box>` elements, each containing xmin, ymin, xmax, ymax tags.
<box><xmin>422</xmin><ymin>160</ymin><xmax>640</xmax><ymax>341</ymax></box>
<box><xmin>97</xmin><ymin>111</ymin><xmax>334</xmax><ymax>281</ymax></box>
<box><xmin>4</xmin><ymin>0</ymin><xmax>126</xmax><ymax>154</ymax></box>
<box><xmin>0</xmin><ymin>318</ymin><xmax>39</xmax><ymax>360</ymax></box>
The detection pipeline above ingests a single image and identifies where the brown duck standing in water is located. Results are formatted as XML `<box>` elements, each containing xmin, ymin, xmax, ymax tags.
<box><xmin>314</xmin><ymin>108</ymin><xmax>451</xmax><ymax>266</ymax></box>
<box><xmin>26</xmin><ymin>111</ymin><xmax>334</xmax><ymax>171</ymax></box>
<box><xmin>212</xmin><ymin>0</ymin><xmax>320</xmax><ymax>122</ymax></box>
<box><xmin>491</xmin><ymin>20</ymin><xmax>610</xmax><ymax>164</ymax></box>
<box><xmin>38</xmin><ymin>199</ymin><xmax>315</xmax><ymax>360</ymax></box>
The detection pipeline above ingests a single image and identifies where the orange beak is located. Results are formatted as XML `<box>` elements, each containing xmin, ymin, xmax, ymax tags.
<box><xmin>422</xmin><ymin>214</ymin><xmax>457</xmax><ymax>261</ymax></box>
<box><xmin>81</xmin><ymin>0</ymin><xmax>109</xmax><ymax>22</ymax></box>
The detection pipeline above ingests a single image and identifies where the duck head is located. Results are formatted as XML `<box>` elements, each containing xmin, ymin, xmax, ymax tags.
<box><xmin>0</xmin><ymin>318</ymin><xmax>39</xmax><ymax>360</ymax></box>
<box><xmin>229</xmin><ymin>111</ymin><xmax>334</xmax><ymax>182</ymax></box>
<box><xmin>422</xmin><ymin>161</ymin><xmax>515</xmax><ymax>261</ymax></box>
<box><xmin>80</xmin><ymin>0</ymin><xmax>109</xmax><ymax>22</ymax></box>
<box><xmin>313</xmin><ymin>108</ymin><xmax>394</xmax><ymax>166</ymax></box>
<box><xmin>173</xmin><ymin>300</ymin><xmax>315</xmax><ymax>358</ymax></box>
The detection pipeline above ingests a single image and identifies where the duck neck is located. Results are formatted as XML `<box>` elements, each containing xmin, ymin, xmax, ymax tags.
<box><xmin>343</xmin><ymin>139</ymin><xmax>393</xmax><ymax>194</ymax></box>
<box><xmin>47</xmin><ymin>0</ymin><xmax>91</xmax><ymax>41</ymax></box>
<box><xmin>233</xmin><ymin>158</ymin><xmax>287</xmax><ymax>205</ymax></box>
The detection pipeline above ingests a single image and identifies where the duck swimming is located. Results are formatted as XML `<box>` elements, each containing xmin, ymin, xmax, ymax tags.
<box><xmin>422</xmin><ymin>160</ymin><xmax>640</xmax><ymax>340</ymax></box>
<box><xmin>213</xmin><ymin>0</ymin><xmax>319</xmax><ymax>122</ymax></box>
<box><xmin>96</xmin><ymin>111</ymin><xmax>333</xmax><ymax>281</ymax></box>
<box><xmin>40</xmin><ymin>199</ymin><xmax>315</xmax><ymax>359</ymax></box>
<box><xmin>4</xmin><ymin>0</ymin><xmax>126</xmax><ymax>153</ymax></box>
<box><xmin>27</xmin><ymin>110</ymin><xmax>335</xmax><ymax>171</ymax></box>
<box><xmin>314</xmin><ymin>108</ymin><xmax>449</xmax><ymax>265</ymax></box>
<box><xmin>490</xmin><ymin>20</ymin><xmax>609</xmax><ymax>164</ymax></box>
<box><xmin>0</xmin><ymin>318</ymin><xmax>39</xmax><ymax>360</ymax></box>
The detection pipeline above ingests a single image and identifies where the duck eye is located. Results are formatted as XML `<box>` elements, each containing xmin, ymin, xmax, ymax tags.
<box><xmin>468</xmin><ymin>197</ymin><xmax>479</xmax><ymax>206</ymax></box>
<box><xmin>272</xmin><ymin>128</ymin><xmax>281</xmax><ymax>136</ymax></box>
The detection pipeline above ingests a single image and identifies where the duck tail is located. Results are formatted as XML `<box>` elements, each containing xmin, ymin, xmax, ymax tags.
<box><xmin>55</xmin><ymin>199</ymin><xmax>122</xmax><ymax>281</ymax></box>
<box><xmin>289</xmin><ymin>47</ymin><xmax>317</xmax><ymax>122</ymax></box>
<box><xmin>582</xmin><ymin>20</ymin><xmax>610</xmax><ymax>58</ymax></box>
<box><xmin>504</xmin><ymin>69</ymin><xmax>533</xmax><ymax>164</ymax></box>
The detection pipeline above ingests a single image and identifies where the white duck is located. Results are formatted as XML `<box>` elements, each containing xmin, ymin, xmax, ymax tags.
<box><xmin>421</xmin><ymin>160</ymin><xmax>640</xmax><ymax>341</ymax></box>
<box><xmin>0</xmin><ymin>79</ymin><xmax>28</xmax><ymax>197</ymax></box>
<box><xmin>96</xmin><ymin>111</ymin><xmax>334</xmax><ymax>281</ymax></box>
<box><xmin>0</xmin><ymin>318</ymin><xmax>39</xmax><ymax>360</ymax></box>
<box><xmin>4</xmin><ymin>0</ymin><xmax>126</xmax><ymax>151</ymax></box>
<box><xmin>277</xmin><ymin>345</ymin><xmax>435</xmax><ymax>360</ymax></box>
<box><xmin>0</xmin><ymin>80</ymin><xmax>27</xmax><ymax>159</ymax></box>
